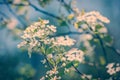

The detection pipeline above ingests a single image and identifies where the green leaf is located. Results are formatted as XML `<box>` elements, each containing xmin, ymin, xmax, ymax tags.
<box><xmin>38</xmin><ymin>0</ymin><xmax>52</xmax><ymax>7</ymax></box>
<box><xmin>46</xmin><ymin>47</ymin><xmax>53</xmax><ymax>54</ymax></box>
<box><xmin>40</xmin><ymin>46</ymin><xmax>45</xmax><ymax>54</ymax></box>
<box><xmin>96</xmin><ymin>24</ymin><xmax>103</xmax><ymax>30</ymax></box>
<box><xmin>99</xmin><ymin>56</ymin><xmax>106</xmax><ymax>65</ymax></box>
<box><xmin>58</xmin><ymin>20</ymin><xmax>67</xmax><ymax>26</ymax></box>
<box><xmin>73</xmin><ymin>62</ymin><xmax>79</xmax><ymax>67</ymax></box>
<box><xmin>103</xmin><ymin>35</ymin><xmax>113</xmax><ymax>44</ymax></box>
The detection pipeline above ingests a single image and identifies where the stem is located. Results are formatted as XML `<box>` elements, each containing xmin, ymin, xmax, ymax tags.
<box><xmin>71</xmin><ymin>63</ymin><xmax>90</xmax><ymax>80</ymax></box>
<box><xmin>96</xmin><ymin>34</ymin><xmax>108</xmax><ymax>64</ymax></box>
<box><xmin>57</xmin><ymin>0</ymin><xmax>73</xmax><ymax>13</ymax></box>
<box><xmin>28</xmin><ymin>1</ymin><xmax>62</xmax><ymax>20</ymax></box>
<box><xmin>43</xmin><ymin>54</ymin><xmax>53</xmax><ymax>69</ymax></box>
<box><xmin>0</xmin><ymin>11</ymin><xmax>9</xmax><ymax>19</ymax></box>
<box><xmin>4</xmin><ymin>0</ymin><xmax>27</xmax><ymax>27</ymax></box>
<box><xmin>93</xmin><ymin>62</ymin><xmax>101</xmax><ymax>79</ymax></box>
<box><xmin>1</xmin><ymin>0</ymin><xmax>61</xmax><ymax>20</ymax></box>
<box><xmin>87</xmin><ymin>24</ymin><xmax>108</xmax><ymax>64</ymax></box>
<box><xmin>106</xmin><ymin>45</ymin><xmax>120</xmax><ymax>57</ymax></box>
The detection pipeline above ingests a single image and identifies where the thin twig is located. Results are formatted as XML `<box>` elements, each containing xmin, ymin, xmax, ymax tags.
<box><xmin>43</xmin><ymin>54</ymin><xmax>53</xmax><ymax>69</ymax></box>
<box><xmin>0</xmin><ymin>1</ymin><xmax>62</xmax><ymax>20</ymax></box>
<box><xmin>71</xmin><ymin>63</ymin><xmax>90</xmax><ymax>80</ymax></box>
<box><xmin>49</xmin><ymin>31</ymin><xmax>89</xmax><ymax>38</ymax></box>
<box><xmin>4</xmin><ymin>0</ymin><xmax>27</xmax><ymax>27</ymax></box>
<box><xmin>57</xmin><ymin>0</ymin><xmax>73</xmax><ymax>13</ymax></box>
<box><xmin>28</xmin><ymin>0</ymin><xmax>62</xmax><ymax>20</ymax></box>
<box><xmin>96</xmin><ymin>34</ymin><xmax>108</xmax><ymax>64</ymax></box>
<box><xmin>87</xmin><ymin>24</ymin><xmax>108</xmax><ymax>64</ymax></box>
<box><xmin>0</xmin><ymin>2</ymin><xmax>28</xmax><ymax>6</ymax></box>
<box><xmin>105</xmin><ymin>45</ymin><xmax>120</xmax><ymax>56</ymax></box>
<box><xmin>0</xmin><ymin>11</ymin><xmax>9</xmax><ymax>19</ymax></box>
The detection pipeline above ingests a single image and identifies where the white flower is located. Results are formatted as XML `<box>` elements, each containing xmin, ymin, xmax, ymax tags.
<box><xmin>50</xmin><ymin>76</ymin><xmax>61</xmax><ymax>80</ymax></box>
<box><xmin>97</xmin><ymin>15</ymin><xmax>110</xmax><ymax>23</ymax></box>
<box><xmin>47</xmin><ymin>54</ymin><xmax>53</xmax><ymax>59</ymax></box>
<box><xmin>82</xmin><ymin>74</ymin><xmax>92</xmax><ymax>79</ymax></box>
<box><xmin>41</xmin><ymin>59</ymin><xmax>46</xmax><ymax>64</ymax></box>
<box><xmin>47</xmin><ymin>25</ymin><xmax>56</xmax><ymax>32</ymax></box>
<box><xmin>29</xmin><ymin>39</ymin><xmax>38</xmax><ymax>48</ymax></box>
<box><xmin>33</xmin><ymin>30</ymin><xmax>45</xmax><ymax>38</ymax></box>
<box><xmin>98</xmin><ymin>27</ymin><xmax>108</xmax><ymax>33</ymax></box>
<box><xmin>64</xmin><ymin>68</ymin><xmax>69</xmax><ymax>73</ymax></box>
<box><xmin>106</xmin><ymin>63</ymin><xmax>120</xmax><ymax>75</ymax></box>
<box><xmin>18</xmin><ymin>19</ymin><xmax>57</xmax><ymax>56</ymax></box>
<box><xmin>65</xmin><ymin>48</ymin><xmax>84</xmax><ymax>62</ymax></box>
<box><xmin>62</xmin><ymin>63</ymin><xmax>66</xmax><ymax>67</ymax></box>
<box><xmin>80</xmin><ymin>11</ymin><xmax>110</xmax><ymax>23</ymax></box>
<box><xmin>53</xmin><ymin>36</ymin><xmax>76</xmax><ymax>47</ymax></box>
<box><xmin>21</xmin><ymin>20</ymin><xmax>56</xmax><ymax>40</ymax></box>
<box><xmin>75</xmin><ymin>10</ymin><xmax>110</xmax><ymax>31</ymax></box>
<box><xmin>78</xmin><ymin>29</ymin><xmax>83</xmax><ymax>32</ymax></box>
<box><xmin>40</xmin><ymin>76</ymin><xmax>45</xmax><ymax>80</ymax></box>
<box><xmin>46</xmin><ymin>67</ymin><xmax>58</xmax><ymax>76</ymax></box>
<box><xmin>81</xmin><ymin>24</ymin><xmax>88</xmax><ymax>29</ymax></box>
<box><xmin>41</xmin><ymin>20</ymin><xmax>49</xmax><ymax>24</ymax></box>
<box><xmin>106</xmin><ymin>63</ymin><xmax>114</xmax><ymax>69</ymax></box>
<box><xmin>7</xmin><ymin>18</ymin><xmax>18</xmax><ymax>30</ymax></box>
<box><xmin>61</xmin><ymin>57</ymin><xmax>66</xmax><ymax>61</ymax></box>
<box><xmin>13</xmin><ymin>0</ymin><xmax>21</xmax><ymax>4</ymax></box>
<box><xmin>17</xmin><ymin>41</ymin><xmax>27</xmax><ymax>48</ymax></box>
<box><xmin>80</xmin><ymin>34</ymin><xmax>93</xmax><ymax>41</ymax></box>
<box><xmin>107</xmin><ymin>68</ymin><xmax>116</xmax><ymax>75</ymax></box>
<box><xmin>116</xmin><ymin>67</ymin><xmax>120</xmax><ymax>72</ymax></box>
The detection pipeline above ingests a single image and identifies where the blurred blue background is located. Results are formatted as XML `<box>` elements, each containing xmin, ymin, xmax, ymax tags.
<box><xmin>0</xmin><ymin>0</ymin><xmax>120</xmax><ymax>80</ymax></box>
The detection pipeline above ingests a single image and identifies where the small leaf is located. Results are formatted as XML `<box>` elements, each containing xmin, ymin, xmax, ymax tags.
<box><xmin>67</xmin><ymin>14</ymin><xmax>74</xmax><ymax>20</ymax></box>
<box><xmin>103</xmin><ymin>35</ymin><xmax>113</xmax><ymax>45</ymax></box>
<box><xmin>99</xmin><ymin>56</ymin><xmax>106</xmax><ymax>65</ymax></box>
<box><xmin>74</xmin><ymin>62</ymin><xmax>79</xmax><ymax>67</ymax></box>
<box><xmin>58</xmin><ymin>20</ymin><xmax>67</xmax><ymax>26</ymax></box>
<box><xmin>74</xmin><ymin>22</ymin><xmax>78</xmax><ymax>29</ymax></box>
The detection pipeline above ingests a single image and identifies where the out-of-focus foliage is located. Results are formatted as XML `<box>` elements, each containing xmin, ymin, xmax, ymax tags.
<box><xmin>0</xmin><ymin>0</ymin><xmax>120</xmax><ymax>80</ymax></box>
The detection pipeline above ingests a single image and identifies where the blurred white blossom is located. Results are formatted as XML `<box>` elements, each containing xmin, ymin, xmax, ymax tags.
<box><xmin>76</xmin><ymin>11</ymin><xmax>110</xmax><ymax>24</ymax></box>
<box><xmin>65</xmin><ymin>48</ymin><xmax>84</xmax><ymax>62</ymax></box>
<box><xmin>106</xmin><ymin>63</ymin><xmax>120</xmax><ymax>75</ymax></box>
<box><xmin>13</xmin><ymin>0</ymin><xmax>21</xmax><ymax>4</ymax></box>
<box><xmin>52</xmin><ymin>36</ymin><xmax>76</xmax><ymax>47</ymax></box>
<box><xmin>17</xmin><ymin>41</ymin><xmax>27</xmax><ymax>48</ymax></box>
<box><xmin>7</xmin><ymin>18</ymin><xmax>18</xmax><ymax>30</ymax></box>
<box><xmin>18</xmin><ymin>19</ymin><xmax>85</xmax><ymax>80</ymax></box>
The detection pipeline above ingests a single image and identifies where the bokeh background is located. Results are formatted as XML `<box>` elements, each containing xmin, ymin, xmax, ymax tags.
<box><xmin>0</xmin><ymin>0</ymin><xmax>120</xmax><ymax>80</ymax></box>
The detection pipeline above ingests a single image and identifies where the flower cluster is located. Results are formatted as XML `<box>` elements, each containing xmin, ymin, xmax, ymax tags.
<box><xmin>73</xmin><ymin>8</ymin><xmax>110</xmax><ymax>32</ymax></box>
<box><xmin>106</xmin><ymin>63</ymin><xmax>120</xmax><ymax>75</ymax></box>
<box><xmin>18</xmin><ymin>19</ymin><xmax>85</xmax><ymax>80</ymax></box>
<box><xmin>40</xmin><ymin>67</ymin><xmax>61</xmax><ymax>80</ymax></box>
<box><xmin>17</xmin><ymin>19</ymin><xmax>56</xmax><ymax>57</ymax></box>
<box><xmin>43</xmin><ymin>36</ymin><xmax>76</xmax><ymax>47</ymax></box>
<box><xmin>76</xmin><ymin>11</ymin><xmax>110</xmax><ymax>24</ymax></box>
<box><xmin>63</xmin><ymin>48</ymin><xmax>84</xmax><ymax>62</ymax></box>
<box><xmin>52</xmin><ymin>36</ymin><xmax>76</xmax><ymax>47</ymax></box>
<box><xmin>21</xmin><ymin>20</ymin><xmax>56</xmax><ymax>40</ymax></box>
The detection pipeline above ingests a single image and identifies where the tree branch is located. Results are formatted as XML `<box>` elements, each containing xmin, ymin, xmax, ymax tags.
<box><xmin>71</xmin><ymin>63</ymin><xmax>90</xmax><ymax>80</ymax></box>
<box><xmin>43</xmin><ymin>54</ymin><xmax>53</xmax><ymax>69</ymax></box>
<box><xmin>96</xmin><ymin>34</ymin><xmax>108</xmax><ymax>64</ymax></box>
<box><xmin>105</xmin><ymin>44</ymin><xmax>120</xmax><ymax>57</ymax></box>
<box><xmin>50</xmin><ymin>31</ymin><xmax>88</xmax><ymax>38</ymax></box>
<box><xmin>28</xmin><ymin>0</ymin><xmax>62</xmax><ymax>20</ymax></box>
<box><xmin>4</xmin><ymin>0</ymin><xmax>27</xmax><ymax>28</ymax></box>
<box><xmin>0</xmin><ymin>2</ymin><xmax>28</xmax><ymax>6</ymax></box>
<box><xmin>0</xmin><ymin>11</ymin><xmax>9</xmax><ymax>19</ymax></box>
<box><xmin>0</xmin><ymin>0</ymin><xmax>62</xmax><ymax>20</ymax></box>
